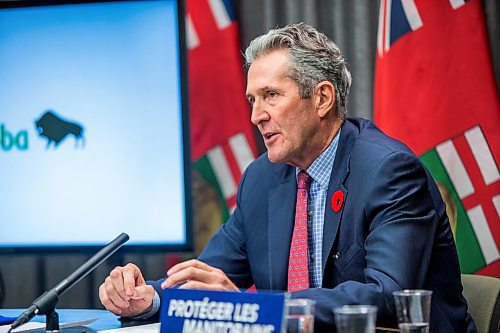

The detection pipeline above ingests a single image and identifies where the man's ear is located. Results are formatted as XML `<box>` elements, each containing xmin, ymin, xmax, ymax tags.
<box><xmin>314</xmin><ymin>81</ymin><xmax>335</xmax><ymax>118</ymax></box>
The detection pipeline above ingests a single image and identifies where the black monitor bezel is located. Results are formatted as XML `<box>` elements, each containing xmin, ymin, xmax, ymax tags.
<box><xmin>0</xmin><ymin>0</ymin><xmax>193</xmax><ymax>254</ymax></box>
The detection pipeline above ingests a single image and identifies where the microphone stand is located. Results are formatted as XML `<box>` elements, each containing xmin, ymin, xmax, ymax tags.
<box><xmin>8</xmin><ymin>233</ymin><xmax>129</xmax><ymax>333</ymax></box>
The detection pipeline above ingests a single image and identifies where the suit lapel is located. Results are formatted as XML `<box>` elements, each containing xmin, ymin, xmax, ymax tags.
<box><xmin>265</xmin><ymin>120</ymin><xmax>360</xmax><ymax>289</ymax></box>
<box><xmin>322</xmin><ymin>120</ymin><xmax>358</xmax><ymax>271</ymax></box>
<box><xmin>267</xmin><ymin>165</ymin><xmax>296</xmax><ymax>291</ymax></box>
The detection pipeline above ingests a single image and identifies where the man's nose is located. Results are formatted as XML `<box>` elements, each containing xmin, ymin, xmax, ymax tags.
<box><xmin>250</xmin><ymin>100</ymin><xmax>269</xmax><ymax>126</ymax></box>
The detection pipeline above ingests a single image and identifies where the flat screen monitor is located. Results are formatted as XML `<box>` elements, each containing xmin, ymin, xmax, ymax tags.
<box><xmin>0</xmin><ymin>0</ymin><xmax>192</xmax><ymax>253</ymax></box>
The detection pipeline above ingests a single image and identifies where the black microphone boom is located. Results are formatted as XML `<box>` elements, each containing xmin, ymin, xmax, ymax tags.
<box><xmin>8</xmin><ymin>233</ymin><xmax>129</xmax><ymax>332</ymax></box>
<box><xmin>53</xmin><ymin>232</ymin><xmax>129</xmax><ymax>296</ymax></box>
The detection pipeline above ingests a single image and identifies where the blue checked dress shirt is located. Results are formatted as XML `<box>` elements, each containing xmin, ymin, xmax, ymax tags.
<box><xmin>296</xmin><ymin>130</ymin><xmax>340</xmax><ymax>288</ymax></box>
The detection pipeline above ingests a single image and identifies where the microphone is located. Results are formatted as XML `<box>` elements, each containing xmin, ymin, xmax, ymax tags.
<box><xmin>8</xmin><ymin>233</ymin><xmax>129</xmax><ymax>332</ymax></box>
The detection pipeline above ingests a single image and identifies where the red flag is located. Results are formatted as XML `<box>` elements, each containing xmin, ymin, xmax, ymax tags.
<box><xmin>185</xmin><ymin>0</ymin><xmax>257</xmax><ymax>253</ymax></box>
<box><xmin>374</xmin><ymin>0</ymin><xmax>500</xmax><ymax>277</ymax></box>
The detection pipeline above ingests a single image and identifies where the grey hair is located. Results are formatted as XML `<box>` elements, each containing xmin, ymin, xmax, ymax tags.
<box><xmin>244</xmin><ymin>22</ymin><xmax>351</xmax><ymax>120</ymax></box>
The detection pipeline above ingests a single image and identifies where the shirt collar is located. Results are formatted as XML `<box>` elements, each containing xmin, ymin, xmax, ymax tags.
<box><xmin>296</xmin><ymin>128</ymin><xmax>341</xmax><ymax>191</ymax></box>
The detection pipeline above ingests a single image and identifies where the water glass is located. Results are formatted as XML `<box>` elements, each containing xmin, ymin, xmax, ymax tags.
<box><xmin>333</xmin><ymin>305</ymin><xmax>377</xmax><ymax>333</ymax></box>
<box><xmin>285</xmin><ymin>298</ymin><xmax>315</xmax><ymax>333</ymax></box>
<box><xmin>393</xmin><ymin>290</ymin><xmax>432</xmax><ymax>333</ymax></box>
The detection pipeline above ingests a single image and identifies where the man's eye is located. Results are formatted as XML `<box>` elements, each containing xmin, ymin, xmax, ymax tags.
<box><xmin>267</xmin><ymin>91</ymin><xmax>277</xmax><ymax>98</ymax></box>
<box><xmin>247</xmin><ymin>97</ymin><xmax>255</xmax><ymax>106</ymax></box>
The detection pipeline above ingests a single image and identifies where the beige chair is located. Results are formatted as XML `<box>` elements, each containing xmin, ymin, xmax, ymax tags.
<box><xmin>461</xmin><ymin>274</ymin><xmax>500</xmax><ymax>333</ymax></box>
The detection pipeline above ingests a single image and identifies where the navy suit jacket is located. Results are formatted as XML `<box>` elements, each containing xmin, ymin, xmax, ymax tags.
<box><xmin>154</xmin><ymin>118</ymin><xmax>476</xmax><ymax>332</ymax></box>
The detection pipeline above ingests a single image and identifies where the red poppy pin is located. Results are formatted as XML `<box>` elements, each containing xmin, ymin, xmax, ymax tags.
<box><xmin>331</xmin><ymin>190</ymin><xmax>344</xmax><ymax>213</ymax></box>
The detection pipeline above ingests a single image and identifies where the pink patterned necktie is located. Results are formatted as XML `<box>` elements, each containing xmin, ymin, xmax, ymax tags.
<box><xmin>287</xmin><ymin>171</ymin><xmax>312</xmax><ymax>292</ymax></box>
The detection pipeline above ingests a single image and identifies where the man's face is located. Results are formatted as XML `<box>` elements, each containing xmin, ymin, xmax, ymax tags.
<box><xmin>246</xmin><ymin>50</ymin><xmax>321</xmax><ymax>169</ymax></box>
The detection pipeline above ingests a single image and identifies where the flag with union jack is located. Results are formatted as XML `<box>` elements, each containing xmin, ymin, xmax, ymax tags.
<box><xmin>374</xmin><ymin>0</ymin><xmax>500</xmax><ymax>277</ymax></box>
<box><xmin>185</xmin><ymin>0</ymin><xmax>257</xmax><ymax>252</ymax></box>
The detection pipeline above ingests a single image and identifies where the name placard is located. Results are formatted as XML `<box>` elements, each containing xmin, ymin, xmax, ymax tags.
<box><xmin>160</xmin><ymin>288</ymin><xmax>286</xmax><ymax>333</ymax></box>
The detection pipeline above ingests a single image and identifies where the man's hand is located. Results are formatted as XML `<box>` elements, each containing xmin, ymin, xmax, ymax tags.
<box><xmin>161</xmin><ymin>259</ymin><xmax>239</xmax><ymax>292</ymax></box>
<box><xmin>99</xmin><ymin>263</ymin><xmax>155</xmax><ymax>317</ymax></box>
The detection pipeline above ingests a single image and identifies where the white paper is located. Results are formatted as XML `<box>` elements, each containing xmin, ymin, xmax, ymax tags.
<box><xmin>98</xmin><ymin>323</ymin><xmax>160</xmax><ymax>332</ymax></box>
<box><xmin>0</xmin><ymin>322</ymin><xmax>45</xmax><ymax>333</ymax></box>
<box><xmin>0</xmin><ymin>318</ymin><xmax>97</xmax><ymax>333</ymax></box>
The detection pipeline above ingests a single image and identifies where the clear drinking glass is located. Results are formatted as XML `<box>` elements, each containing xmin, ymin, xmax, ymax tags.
<box><xmin>393</xmin><ymin>290</ymin><xmax>432</xmax><ymax>333</ymax></box>
<box><xmin>333</xmin><ymin>305</ymin><xmax>377</xmax><ymax>333</ymax></box>
<box><xmin>285</xmin><ymin>298</ymin><xmax>315</xmax><ymax>333</ymax></box>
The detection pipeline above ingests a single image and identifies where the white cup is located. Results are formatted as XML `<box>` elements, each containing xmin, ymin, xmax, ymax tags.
<box><xmin>285</xmin><ymin>298</ymin><xmax>315</xmax><ymax>333</ymax></box>
<box><xmin>393</xmin><ymin>289</ymin><xmax>432</xmax><ymax>333</ymax></box>
<box><xmin>333</xmin><ymin>305</ymin><xmax>377</xmax><ymax>333</ymax></box>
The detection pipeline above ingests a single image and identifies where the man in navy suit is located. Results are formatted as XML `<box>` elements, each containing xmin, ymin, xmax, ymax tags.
<box><xmin>99</xmin><ymin>23</ymin><xmax>476</xmax><ymax>332</ymax></box>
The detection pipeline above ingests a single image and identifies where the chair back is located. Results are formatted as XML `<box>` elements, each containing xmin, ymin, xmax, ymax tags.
<box><xmin>461</xmin><ymin>274</ymin><xmax>500</xmax><ymax>333</ymax></box>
